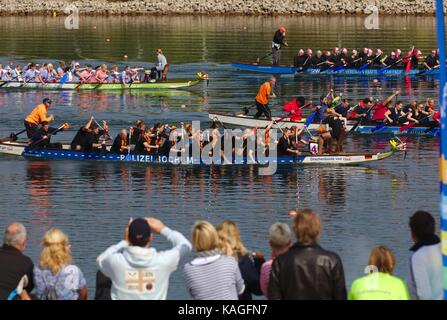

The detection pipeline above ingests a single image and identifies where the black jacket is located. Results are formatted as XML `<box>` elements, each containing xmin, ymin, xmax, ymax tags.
<box><xmin>268</xmin><ymin>242</ymin><xmax>346</xmax><ymax>300</ymax></box>
<box><xmin>238</xmin><ymin>254</ymin><xmax>264</xmax><ymax>300</ymax></box>
<box><xmin>0</xmin><ymin>245</ymin><xmax>34</xmax><ymax>300</ymax></box>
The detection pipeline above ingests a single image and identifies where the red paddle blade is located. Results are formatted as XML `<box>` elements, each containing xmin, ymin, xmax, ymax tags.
<box><xmin>405</xmin><ymin>60</ymin><xmax>411</xmax><ymax>73</ymax></box>
<box><xmin>400</xmin><ymin>122</ymin><xmax>415</xmax><ymax>132</ymax></box>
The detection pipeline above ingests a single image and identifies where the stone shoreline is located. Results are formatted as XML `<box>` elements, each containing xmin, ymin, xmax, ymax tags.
<box><xmin>0</xmin><ymin>0</ymin><xmax>442</xmax><ymax>16</ymax></box>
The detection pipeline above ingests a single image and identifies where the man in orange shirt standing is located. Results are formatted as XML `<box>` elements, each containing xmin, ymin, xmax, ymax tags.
<box><xmin>254</xmin><ymin>76</ymin><xmax>277</xmax><ymax>120</ymax></box>
<box><xmin>24</xmin><ymin>98</ymin><xmax>54</xmax><ymax>138</ymax></box>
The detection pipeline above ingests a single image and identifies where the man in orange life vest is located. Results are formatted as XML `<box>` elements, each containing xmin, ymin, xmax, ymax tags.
<box><xmin>254</xmin><ymin>76</ymin><xmax>277</xmax><ymax>120</ymax></box>
<box><xmin>24</xmin><ymin>98</ymin><xmax>54</xmax><ymax>138</ymax></box>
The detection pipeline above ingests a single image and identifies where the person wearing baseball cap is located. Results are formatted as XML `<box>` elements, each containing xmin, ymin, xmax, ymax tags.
<box><xmin>271</xmin><ymin>26</ymin><xmax>288</xmax><ymax>66</ymax></box>
<box><xmin>97</xmin><ymin>217</ymin><xmax>192</xmax><ymax>300</ymax></box>
<box><xmin>24</xmin><ymin>98</ymin><xmax>54</xmax><ymax>138</ymax></box>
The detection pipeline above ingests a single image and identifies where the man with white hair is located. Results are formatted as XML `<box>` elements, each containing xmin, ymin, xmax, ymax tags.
<box><xmin>0</xmin><ymin>223</ymin><xmax>34</xmax><ymax>300</ymax></box>
<box><xmin>259</xmin><ymin>222</ymin><xmax>292</xmax><ymax>297</ymax></box>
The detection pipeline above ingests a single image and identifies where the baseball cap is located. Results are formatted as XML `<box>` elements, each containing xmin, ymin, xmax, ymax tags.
<box><xmin>43</xmin><ymin>98</ymin><xmax>52</xmax><ymax>104</ymax></box>
<box><xmin>128</xmin><ymin>218</ymin><xmax>151</xmax><ymax>247</ymax></box>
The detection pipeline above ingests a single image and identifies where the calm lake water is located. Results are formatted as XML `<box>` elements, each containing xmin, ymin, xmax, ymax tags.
<box><xmin>0</xmin><ymin>15</ymin><xmax>441</xmax><ymax>299</ymax></box>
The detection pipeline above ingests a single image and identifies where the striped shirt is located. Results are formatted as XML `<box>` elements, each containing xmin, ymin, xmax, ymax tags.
<box><xmin>183</xmin><ymin>255</ymin><xmax>245</xmax><ymax>300</ymax></box>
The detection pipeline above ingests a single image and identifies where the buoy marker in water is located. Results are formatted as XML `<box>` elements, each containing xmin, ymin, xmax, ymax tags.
<box><xmin>123</xmin><ymin>54</ymin><xmax>128</xmax><ymax>59</ymax></box>
<box><xmin>181</xmin><ymin>104</ymin><xmax>186</xmax><ymax>108</ymax></box>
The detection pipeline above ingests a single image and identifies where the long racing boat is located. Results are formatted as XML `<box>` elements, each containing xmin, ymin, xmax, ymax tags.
<box><xmin>0</xmin><ymin>140</ymin><xmax>403</xmax><ymax>165</ymax></box>
<box><xmin>232</xmin><ymin>62</ymin><xmax>439</xmax><ymax>77</ymax></box>
<box><xmin>0</xmin><ymin>74</ymin><xmax>208</xmax><ymax>91</ymax></box>
<box><xmin>208</xmin><ymin>112</ymin><xmax>439</xmax><ymax>136</ymax></box>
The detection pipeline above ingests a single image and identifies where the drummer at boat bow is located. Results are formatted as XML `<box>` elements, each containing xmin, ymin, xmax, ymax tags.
<box><xmin>272</xmin><ymin>27</ymin><xmax>288</xmax><ymax>66</ymax></box>
<box><xmin>254</xmin><ymin>76</ymin><xmax>277</xmax><ymax>120</ymax></box>
<box><xmin>70</xmin><ymin>117</ymin><xmax>109</xmax><ymax>152</ymax></box>
<box><xmin>24</xmin><ymin>98</ymin><xmax>55</xmax><ymax>138</ymax></box>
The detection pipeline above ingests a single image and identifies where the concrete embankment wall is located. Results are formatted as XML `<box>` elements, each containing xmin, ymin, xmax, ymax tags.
<box><xmin>0</xmin><ymin>0</ymin><xmax>442</xmax><ymax>15</ymax></box>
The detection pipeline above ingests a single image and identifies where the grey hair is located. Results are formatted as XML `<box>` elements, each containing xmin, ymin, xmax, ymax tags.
<box><xmin>269</xmin><ymin>222</ymin><xmax>291</xmax><ymax>248</ymax></box>
<box><xmin>3</xmin><ymin>223</ymin><xmax>27</xmax><ymax>247</ymax></box>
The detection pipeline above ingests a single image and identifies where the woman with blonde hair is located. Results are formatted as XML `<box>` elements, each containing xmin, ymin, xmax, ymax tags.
<box><xmin>33</xmin><ymin>228</ymin><xmax>88</xmax><ymax>300</ymax></box>
<box><xmin>183</xmin><ymin>221</ymin><xmax>245</xmax><ymax>300</ymax></box>
<box><xmin>349</xmin><ymin>246</ymin><xmax>409</xmax><ymax>300</ymax></box>
<box><xmin>216</xmin><ymin>220</ymin><xmax>264</xmax><ymax>300</ymax></box>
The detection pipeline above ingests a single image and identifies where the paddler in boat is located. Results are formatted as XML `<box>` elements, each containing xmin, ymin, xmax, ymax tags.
<box><xmin>110</xmin><ymin>129</ymin><xmax>130</xmax><ymax>154</ymax></box>
<box><xmin>120</xmin><ymin>66</ymin><xmax>133</xmax><ymax>84</ymax></box>
<box><xmin>41</xmin><ymin>63</ymin><xmax>58</xmax><ymax>83</ymax></box>
<box><xmin>158</xmin><ymin>125</ymin><xmax>177</xmax><ymax>157</ymax></box>
<box><xmin>28</xmin><ymin>121</ymin><xmax>69</xmax><ymax>149</ymax></box>
<box><xmin>70</xmin><ymin>116</ymin><xmax>108</xmax><ymax>152</ymax></box>
<box><xmin>290</xmin><ymin>126</ymin><xmax>308</xmax><ymax>150</ymax></box>
<box><xmin>131</xmin><ymin>120</ymin><xmax>146</xmax><ymax>145</ymax></box>
<box><xmin>311</xmin><ymin>92</ymin><xmax>331</xmax><ymax>124</ymax></box>
<box><xmin>24</xmin><ymin>98</ymin><xmax>55</xmax><ymax>138</ymax></box>
<box><xmin>424</xmin><ymin>98</ymin><xmax>436</xmax><ymax>116</ymax></box>
<box><xmin>423</xmin><ymin>50</ymin><xmax>440</xmax><ymax>70</ymax></box>
<box><xmin>293</xmin><ymin>49</ymin><xmax>307</xmax><ymax>71</ymax></box>
<box><xmin>282</xmin><ymin>96</ymin><xmax>312</xmax><ymax>122</ymax></box>
<box><xmin>382</xmin><ymin>51</ymin><xmax>398</xmax><ymax>67</ymax></box>
<box><xmin>383</xmin><ymin>101</ymin><xmax>406</xmax><ymax>125</ymax></box>
<box><xmin>253</xmin><ymin>76</ymin><xmax>277</xmax><ymax>120</ymax></box>
<box><xmin>107</xmin><ymin>66</ymin><xmax>120</xmax><ymax>83</ymax></box>
<box><xmin>277</xmin><ymin>127</ymin><xmax>301</xmax><ymax>156</ymax></box>
<box><xmin>310</xmin><ymin>50</ymin><xmax>324</xmax><ymax>68</ymax></box>
<box><xmin>23</xmin><ymin>63</ymin><xmax>44</xmax><ymax>84</ymax></box>
<box><xmin>334</xmin><ymin>98</ymin><xmax>351</xmax><ymax>118</ymax></box>
<box><xmin>318</xmin><ymin>108</ymin><xmax>347</xmax><ymax>155</ymax></box>
<box><xmin>349</xmin><ymin>98</ymin><xmax>374</xmax><ymax>125</ymax></box>
<box><xmin>271</xmin><ymin>26</ymin><xmax>288</xmax><ymax>66</ymax></box>
<box><xmin>93</xmin><ymin>64</ymin><xmax>109</xmax><ymax>83</ymax></box>
<box><xmin>370</xmin><ymin>91</ymin><xmax>400</xmax><ymax>124</ymax></box>
<box><xmin>78</xmin><ymin>64</ymin><xmax>94</xmax><ymax>83</ymax></box>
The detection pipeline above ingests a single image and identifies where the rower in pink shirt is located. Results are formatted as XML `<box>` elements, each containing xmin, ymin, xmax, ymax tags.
<box><xmin>78</xmin><ymin>65</ymin><xmax>94</xmax><ymax>83</ymax></box>
<box><xmin>93</xmin><ymin>64</ymin><xmax>108</xmax><ymax>83</ymax></box>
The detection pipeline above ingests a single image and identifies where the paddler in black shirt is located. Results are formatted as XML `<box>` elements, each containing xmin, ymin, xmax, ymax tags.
<box><xmin>311</xmin><ymin>50</ymin><xmax>324</xmax><ymax>68</ymax></box>
<box><xmin>319</xmin><ymin>108</ymin><xmax>347</xmax><ymax>154</ymax></box>
<box><xmin>272</xmin><ymin>26</ymin><xmax>288</xmax><ymax>66</ymax></box>
<box><xmin>423</xmin><ymin>50</ymin><xmax>439</xmax><ymax>70</ymax></box>
<box><xmin>70</xmin><ymin>116</ymin><xmax>108</xmax><ymax>152</ymax></box>
<box><xmin>293</xmin><ymin>49</ymin><xmax>307</xmax><ymax>70</ymax></box>
<box><xmin>277</xmin><ymin>127</ymin><xmax>300</xmax><ymax>156</ymax></box>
